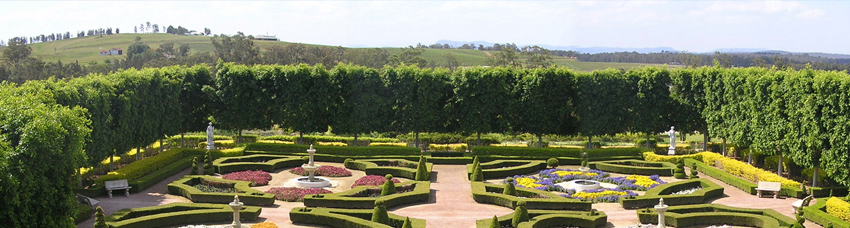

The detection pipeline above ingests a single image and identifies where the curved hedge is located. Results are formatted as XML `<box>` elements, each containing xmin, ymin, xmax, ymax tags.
<box><xmin>303</xmin><ymin>181</ymin><xmax>430</xmax><ymax>209</ymax></box>
<box><xmin>166</xmin><ymin>175</ymin><xmax>275</xmax><ymax>206</ymax></box>
<box><xmin>803</xmin><ymin>197</ymin><xmax>850</xmax><ymax>228</ymax></box>
<box><xmin>471</xmin><ymin>182</ymin><xmax>591</xmax><ymax>210</ymax></box>
<box><xmin>476</xmin><ymin>210</ymin><xmax>606</xmax><ymax>228</ymax></box>
<box><xmin>290</xmin><ymin>207</ymin><xmax>425</xmax><ymax>228</ymax></box>
<box><xmin>466</xmin><ymin>160</ymin><xmax>547</xmax><ymax>180</ymax></box>
<box><xmin>244</xmin><ymin>143</ymin><xmax>419</xmax><ymax>155</ymax></box>
<box><xmin>344</xmin><ymin>159</ymin><xmax>433</xmax><ymax>179</ymax></box>
<box><xmin>686</xmin><ymin>158</ymin><xmax>805</xmax><ymax>198</ymax></box>
<box><xmin>620</xmin><ymin>179</ymin><xmax>724</xmax><ymax>209</ymax></box>
<box><xmin>471</xmin><ymin>146</ymin><xmax>647</xmax><ymax>158</ymax></box>
<box><xmin>636</xmin><ymin>204</ymin><xmax>795</xmax><ymax>227</ymax></box>
<box><xmin>105</xmin><ymin>203</ymin><xmax>261</xmax><ymax>228</ymax></box>
<box><xmin>590</xmin><ymin>159</ymin><xmax>676</xmax><ymax>176</ymax></box>
<box><xmin>212</xmin><ymin>154</ymin><xmax>305</xmax><ymax>173</ymax></box>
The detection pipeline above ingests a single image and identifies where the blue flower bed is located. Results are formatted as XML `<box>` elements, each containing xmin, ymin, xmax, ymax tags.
<box><xmin>510</xmin><ymin>168</ymin><xmax>665</xmax><ymax>203</ymax></box>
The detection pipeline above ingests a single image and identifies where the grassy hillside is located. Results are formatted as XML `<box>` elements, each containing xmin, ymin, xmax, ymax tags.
<box><xmin>4</xmin><ymin>33</ymin><xmax>676</xmax><ymax>71</ymax></box>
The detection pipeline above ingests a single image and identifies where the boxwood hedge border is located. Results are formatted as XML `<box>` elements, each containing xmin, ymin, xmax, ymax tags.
<box><xmin>303</xmin><ymin>181</ymin><xmax>431</xmax><ymax>209</ymax></box>
<box><xmin>466</xmin><ymin>160</ymin><xmax>547</xmax><ymax>180</ymax></box>
<box><xmin>166</xmin><ymin>175</ymin><xmax>275</xmax><ymax>206</ymax></box>
<box><xmin>620</xmin><ymin>179</ymin><xmax>724</xmax><ymax>209</ymax></box>
<box><xmin>475</xmin><ymin>210</ymin><xmax>607</xmax><ymax>228</ymax></box>
<box><xmin>686</xmin><ymin>158</ymin><xmax>805</xmax><ymax>198</ymax></box>
<box><xmin>636</xmin><ymin>204</ymin><xmax>795</xmax><ymax>227</ymax></box>
<box><xmin>589</xmin><ymin>159</ymin><xmax>676</xmax><ymax>176</ymax></box>
<box><xmin>802</xmin><ymin>197</ymin><xmax>850</xmax><ymax>228</ymax></box>
<box><xmin>212</xmin><ymin>154</ymin><xmax>306</xmax><ymax>173</ymax></box>
<box><xmin>344</xmin><ymin>159</ymin><xmax>433</xmax><ymax>180</ymax></box>
<box><xmin>289</xmin><ymin>207</ymin><xmax>426</xmax><ymax>228</ymax></box>
<box><xmin>105</xmin><ymin>203</ymin><xmax>261</xmax><ymax>228</ymax></box>
<box><xmin>471</xmin><ymin>182</ymin><xmax>592</xmax><ymax>210</ymax></box>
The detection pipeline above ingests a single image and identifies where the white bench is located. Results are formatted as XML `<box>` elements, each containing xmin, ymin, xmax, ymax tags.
<box><xmin>755</xmin><ymin>181</ymin><xmax>781</xmax><ymax>199</ymax></box>
<box><xmin>75</xmin><ymin>194</ymin><xmax>100</xmax><ymax>208</ymax></box>
<box><xmin>105</xmin><ymin>179</ymin><xmax>132</xmax><ymax>198</ymax></box>
<box><xmin>791</xmin><ymin>195</ymin><xmax>814</xmax><ymax>214</ymax></box>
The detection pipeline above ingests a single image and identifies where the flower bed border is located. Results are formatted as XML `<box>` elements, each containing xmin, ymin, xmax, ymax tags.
<box><xmin>590</xmin><ymin>159</ymin><xmax>676</xmax><ymax>176</ymax></box>
<box><xmin>289</xmin><ymin>207</ymin><xmax>425</xmax><ymax>228</ymax></box>
<box><xmin>303</xmin><ymin>181</ymin><xmax>430</xmax><ymax>209</ymax></box>
<box><xmin>466</xmin><ymin>160</ymin><xmax>547</xmax><ymax>180</ymax></box>
<box><xmin>344</xmin><ymin>159</ymin><xmax>432</xmax><ymax>179</ymax></box>
<box><xmin>620</xmin><ymin>179</ymin><xmax>724</xmax><ymax>209</ymax></box>
<box><xmin>470</xmin><ymin>182</ymin><xmax>591</xmax><ymax>210</ymax></box>
<box><xmin>475</xmin><ymin>209</ymin><xmax>607</xmax><ymax>228</ymax></box>
<box><xmin>802</xmin><ymin>197</ymin><xmax>850</xmax><ymax>228</ymax></box>
<box><xmin>636</xmin><ymin>204</ymin><xmax>794</xmax><ymax>227</ymax></box>
<box><xmin>212</xmin><ymin>154</ymin><xmax>305</xmax><ymax>173</ymax></box>
<box><xmin>105</xmin><ymin>203</ymin><xmax>261</xmax><ymax>228</ymax></box>
<box><xmin>166</xmin><ymin>175</ymin><xmax>275</xmax><ymax>206</ymax></box>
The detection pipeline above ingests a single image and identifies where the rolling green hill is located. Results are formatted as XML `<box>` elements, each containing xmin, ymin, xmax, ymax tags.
<box><xmin>2</xmin><ymin>33</ymin><xmax>677</xmax><ymax>71</ymax></box>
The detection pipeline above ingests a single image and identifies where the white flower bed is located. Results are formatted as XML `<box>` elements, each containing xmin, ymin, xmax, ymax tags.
<box><xmin>670</xmin><ymin>187</ymin><xmax>702</xmax><ymax>195</ymax></box>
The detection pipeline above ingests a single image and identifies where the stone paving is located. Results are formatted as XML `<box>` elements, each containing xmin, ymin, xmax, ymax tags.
<box><xmin>77</xmin><ymin>164</ymin><xmax>824</xmax><ymax>228</ymax></box>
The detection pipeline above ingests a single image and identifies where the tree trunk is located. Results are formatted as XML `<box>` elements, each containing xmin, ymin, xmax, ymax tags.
<box><xmin>477</xmin><ymin>132</ymin><xmax>481</xmax><ymax>147</ymax></box>
<box><xmin>159</xmin><ymin>138</ymin><xmax>163</xmax><ymax>153</ymax></box>
<box><xmin>646</xmin><ymin>133</ymin><xmax>651</xmax><ymax>149</ymax></box>
<box><xmin>703</xmin><ymin>132</ymin><xmax>708</xmax><ymax>152</ymax></box>
<box><xmin>181</xmin><ymin>133</ymin><xmax>185</xmax><ymax>148</ymax></box>
<box><xmin>813</xmin><ymin>165</ymin><xmax>819</xmax><ymax>188</ymax></box>
<box><xmin>109</xmin><ymin>150</ymin><xmax>114</xmax><ymax>171</ymax></box>
<box><xmin>237</xmin><ymin>129</ymin><xmax>243</xmax><ymax>144</ymax></box>
<box><xmin>587</xmin><ymin>136</ymin><xmax>593</xmax><ymax>149</ymax></box>
<box><xmin>777</xmin><ymin>154</ymin><xmax>783</xmax><ymax>177</ymax></box>
<box><xmin>354</xmin><ymin>134</ymin><xmax>359</xmax><ymax>147</ymax></box>
<box><xmin>537</xmin><ymin>134</ymin><xmax>543</xmax><ymax>148</ymax></box>
<box><xmin>299</xmin><ymin>132</ymin><xmax>304</xmax><ymax>145</ymax></box>
<box><xmin>414</xmin><ymin>132</ymin><xmax>419</xmax><ymax>149</ymax></box>
<box><xmin>747</xmin><ymin>151</ymin><xmax>753</xmax><ymax>165</ymax></box>
<box><xmin>77</xmin><ymin>168</ymin><xmax>82</xmax><ymax>187</ymax></box>
<box><xmin>722</xmin><ymin>138</ymin><xmax>727</xmax><ymax>156</ymax></box>
<box><xmin>136</xmin><ymin>147</ymin><xmax>141</xmax><ymax>161</ymax></box>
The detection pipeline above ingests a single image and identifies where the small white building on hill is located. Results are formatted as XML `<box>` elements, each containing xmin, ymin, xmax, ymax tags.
<box><xmin>100</xmin><ymin>48</ymin><xmax>123</xmax><ymax>55</ymax></box>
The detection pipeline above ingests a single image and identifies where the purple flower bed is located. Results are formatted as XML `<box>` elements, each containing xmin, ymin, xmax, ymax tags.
<box><xmin>265</xmin><ymin>187</ymin><xmax>332</xmax><ymax>202</ymax></box>
<box><xmin>289</xmin><ymin>166</ymin><xmax>352</xmax><ymax>177</ymax></box>
<box><xmin>509</xmin><ymin>168</ymin><xmax>666</xmax><ymax>203</ymax></box>
<box><xmin>221</xmin><ymin>170</ymin><xmax>272</xmax><ymax>186</ymax></box>
<box><xmin>351</xmin><ymin>175</ymin><xmax>400</xmax><ymax>188</ymax></box>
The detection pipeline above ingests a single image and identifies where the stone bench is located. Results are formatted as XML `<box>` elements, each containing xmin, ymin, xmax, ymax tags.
<box><xmin>755</xmin><ymin>181</ymin><xmax>781</xmax><ymax>199</ymax></box>
<box><xmin>791</xmin><ymin>195</ymin><xmax>813</xmax><ymax>214</ymax></box>
<box><xmin>105</xmin><ymin>179</ymin><xmax>132</xmax><ymax>198</ymax></box>
<box><xmin>76</xmin><ymin>194</ymin><xmax>100</xmax><ymax>208</ymax></box>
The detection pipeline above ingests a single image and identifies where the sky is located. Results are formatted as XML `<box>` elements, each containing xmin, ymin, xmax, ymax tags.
<box><xmin>2</xmin><ymin>0</ymin><xmax>849</xmax><ymax>54</ymax></box>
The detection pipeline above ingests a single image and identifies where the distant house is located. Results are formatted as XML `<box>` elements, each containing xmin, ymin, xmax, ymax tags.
<box><xmin>100</xmin><ymin>48</ymin><xmax>122</xmax><ymax>55</ymax></box>
<box><xmin>254</xmin><ymin>34</ymin><xmax>279</xmax><ymax>41</ymax></box>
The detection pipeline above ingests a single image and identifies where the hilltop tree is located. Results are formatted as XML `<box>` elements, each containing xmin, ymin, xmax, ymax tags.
<box><xmin>211</xmin><ymin>32</ymin><xmax>259</xmax><ymax>65</ymax></box>
<box><xmin>204</xmin><ymin>28</ymin><xmax>211</xmax><ymax>35</ymax></box>
<box><xmin>3</xmin><ymin>41</ymin><xmax>32</xmax><ymax>63</ymax></box>
<box><xmin>445</xmin><ymin>53</ymin><xmax>459</xmax><ymax>71</ymax></box>
<box><xmin>487</xmin><ymin>48</ymin><xmax>520</xmax><ymax>67</ymax></box>
<box><xmin>388</xmin><ymin>46</ymin><xmax>427</xmax><ymax>67</ymax></box>
<box><xmin>521</xmin><ymin>45</ymin><xmax>554</xmax><ymax>68</ymax></box>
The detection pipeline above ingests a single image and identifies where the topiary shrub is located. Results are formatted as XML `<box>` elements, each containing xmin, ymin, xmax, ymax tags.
<box><xmin>203</xmin><ymin>151</ymin><xmax>214</xmax><ymax>175</ymax></box>
<box><xmin>472</xmin><ymin>156</ymin><xmax>480</xmax><ymax>169</ymax></box>
<box><xmin>488</xmin><ymin>215</ymin><xmax>500</xmax><ymax>228</ymax></box>
<box><xmin>689</xmin><ymin>162</ymin><xmax>699</xmax><ymax>179</ymax></box>
<box><xmin>415</xmin><ymin>156</ymin><xmax>429</xmax><ymax>181</ymax></box>
<box><xmin>381</xmin><ymin>174</ymin><xmax>396</xmax><ymax>196</ymax></box>
<box><xmin>512</xmin><ymin>201</ymin><xmax>529</xmax><ymax>227</ymax></box>
<box><xmin>402</xmin><ymin>216</ymin><xmax>413</xmax><ymax>228</ymax></box>
<box><xmin>547</xmin><ymin>157</ymin><xmax>559</xmax><ymax>169</ymax></box>
<box><xmin>791</xmin><ymin>208</ymin><xmax>806</xmax><ymax>228</ymax></box>
<box><xmin>471</xmin><ymin>163</ymin><xmax>484</xmax><ymax>182</ymax></box>
<box><xmin>674</xmin><ymin>159</ymin><xmax>687</xmax><ymax>179</ymax></box>
<box><xmin>190</xmin><ymin>157</ymin><xmax>199</xmax><ymax>175</ymax></box>
<box><xmin>94</xmin><ymin>206</ymin><xmax>107</xmax><ymax>228</ymax></box>
<box><xmin>371</xmin><ymin>201</ymin><xmax>389</xmax><ymax>224</ymax></box>
<box><xmin>503</xmin><ymin>178</ymin><xmax>517</xmax><ymax>196</ymax></box>
<box><xmin>344</xmin><ymin>158</ymin><xmax>354</xmax><ymax>167</ymax></box>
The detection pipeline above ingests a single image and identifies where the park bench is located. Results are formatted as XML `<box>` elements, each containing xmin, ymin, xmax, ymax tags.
<box><xmin>791</xmin><ymin>195</ymin><xmax>814</xmax><ymax>214</ymax></box>
<box><xmin>755</xmin><ymin>181</ymin><xmax>781</xmax><ymax>199</ymax></box>
<box><xmin>105</xmin><ymin>179</ymin><xmax>132</xmax><ymax>198</ymax></box>
<box><xmin>75</xmin><ymin>194</ymin><xmax>100</xmax><ymax>208</ymax></box>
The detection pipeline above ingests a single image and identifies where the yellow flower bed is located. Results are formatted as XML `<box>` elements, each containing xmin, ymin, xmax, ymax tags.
<box><xmin>826</xmin><ymin>197</ymin><xmax>850</xmax><ymax>222</ymax></box>
<box><xmin>515</xmin><ymin>177</ymin><xmax>544</xmax><ymax>188</ymax></box>
<box><xmin>572</xmin><ymin>190</ymin><xmax>627</xmax><ymax>199</ymax></box>
<box><xmin>429</xmin><ymin>143</ymin><xmax>468</xmax><ymax>151</ymax></box>
<box><xmin>626</xmin><ymin>175</ymin><xmax>661</xmax><ymax>188</ymax></box>
<box><xmin>251</xmin><ymin>222</ymin><xmax>279</xmax><ymax>228</ymax></box>
<box><xmin>657</xmin><ymin>143</ymin><xmax>691</xmax><ymax>149</ymax></box>
<box><xmin>643</xmin><ymin>151</ymin><xmax>800</xmax><ymax>189</ymax></box>
<box><xmin>601</xmin><ymin>145</ymin><xmax>636</xmax><ymax>149</ymax></box>
<box><xmin>369</xmin><ymin>142</ymin><xmax>407</xmax><ymax>147</ymax></box>
<box><xmin>256</xmin><ymin>140</ymin><xmax>294</xmax><ymax>144</ymax></box>
<box><xmin>317</xmin><ymin>142</ymin><xmax>347</xmax><ymax>146</ymax></box>
<box><xmin>548</xmin><ymin>144</ymin><xmax>583</xmax><ymax>149</ymax></box>
<box><xmin>552</xmin><ymin>170</ymin><xmax>599</xmax><ymax>177</ymax></box>
<box><xmin>489</xmin><ymin>143</ymin><xmax>527</xmax><ymax>147</ymax></box>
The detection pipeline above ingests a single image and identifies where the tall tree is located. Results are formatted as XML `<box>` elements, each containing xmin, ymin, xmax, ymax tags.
<box><xmin>331</xmin><ymin>64</ymin><xmax>392</xmax><ymax>145</ymax></box>
<box><xmin>205</xmin><ymin>62</ymin><xmax>270</xmax><ymax>143</ymax></box>
<box><xmin>450</xmin><ymin>67</ymin><xmax>514</xmax><ymax>146</ymax></box>
<box><xmin>385</xmin><ymin>65</ymin><xmax>452</xmax><ymax>147</ymax></box>
<box><xmin>211</xmin><ymin>32</ymin><xmax>259</xmax><ymax>65</ymax></box>
<box><xmin>388</xmin><ymin>46</ymin><xmax>427</xmax><ymax>67</ymax></box>
<box><xmin>510</xmin><ymin>67</ymin><xmax>577</xmax><ymax>147</ymax></box>
<box><xmin>521</xmin><ymin>45</ymin><xmax>554</xmax><ymax>68</ymax></box>
<box><xmin>577</xmin><ymin>69</ymin><xmax>634</xmax><ymax>148</ymax></box>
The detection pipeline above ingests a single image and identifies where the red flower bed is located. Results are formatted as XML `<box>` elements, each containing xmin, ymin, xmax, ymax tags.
<box><xmin>351</xmin><ymin>175</ymin><xmax>401</xmax><ymax>188</ymax></box>
<box><xmin>289</xmin><ymin>166</ymin><xmax>352</xmax><ymax>177</ymax></box>
<box><xmin>221</xmin><ymin>170</ymin><xmax>272</xmax><ymax>186</ymax></box>
<box><xmin>264</xmin><ymin>187</ymin><xmax>332</xmax><ymax>202</ymax></box>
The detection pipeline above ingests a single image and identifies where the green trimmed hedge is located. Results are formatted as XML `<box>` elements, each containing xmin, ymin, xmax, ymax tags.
<box><xmin>429</xmin><ymin>151</ymin><xmax>465</xmax><ymax>157</ymax></box>
<box><xmin>212</xmin><ymin>154</ymin><xmax>306</xmax><ymax>173</ymax></box>
<box><xmin>344</xmin><ymin>159</ymin><xmax>433</xmax><ymax>179</ymax></box>
<box><xmin>260</xmin><ymin>135</ymin><xmax>400</xmax><ymax>144</ymax></box>
<box><xmin>636</xmin><ymin>204</ymin><xmax>795</xmax><ymax>227</ymax></box>
<box><xmin>289</xmin><ymin>207</ymin><xmax>425</xmax><ymax>228</ymax></box>
<box><xmin>590</xmin><ymin>159</ymin><xmax>676</xmax><ymax>176</ymax></box>
<box><xmin>620</xmin><ymin>179</ymin><xmax>724</xmax><ymax>209</ymax></box>
<box><xmin>802</xmin><ymin>198</ymin><xmax>850</xmax><ymax>228</ymax></box>
<box><xmin>303</xmin><ymin>181</ymin><xmax>430</xmax><ymax>209</ymax></box>
<box><xmin>466</xmin><ymin>160</ymin><xmax>547</xmax><ymax>180</ymax></box>
<box><xmin>811</xmin><ymin>187</ymin><xmax>850</xmax><ymax>198</ymax></box>
<box><xmin>167</xmin><ymin>176</ymin><xmax>275</xmax><ymax>206</ymax></box>
<box><xmin>471</xmin><ymin>146</ymin><xmax>647</xmax><ymax>158</ymax></box>
<box><xmin>94</xmin><ymin>147</ymin><xmax>244</xmax><ymax>185</ymax></box>
<box><xmin>105</xmin><ymin>203</ymin><xmax>261</xmax><ymax>228</ymax></box>
<box><xmin>245</xmin><ymin>143</ymin><xmax>418</xmax><ymax>155</ymax></box>
<box><xmin>130</xmin><ymin>157</ymin><xmax>194</xmax><ymax>193</ymax></box>
<box><xmin>476</xmin><ymin>210</ymin><xmax>606</xmax><ymax>228</ymax></box>
<box><xmin>471</xmin><ymin>182</ymin><xmax>592</xmax><ymax>210</ymax></box>
<box><xmin>686</xmin><ymin>158</ymin><xmax>805</xmax><ymax>198</ymax></box>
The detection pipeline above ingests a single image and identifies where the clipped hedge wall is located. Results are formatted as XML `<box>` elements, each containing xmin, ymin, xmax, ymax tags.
<box><xmin>803</xmin><ymin>197</ymin><xmax>850</xmax><ymax>228</ymax></box>
<box><xmin>167</xmin><ymin>175</ymin><xmax>275</xmax><ymax>206</ymax></box>
<box><xmin>289</xmin><ymin>207</ymin><xmax>425</xmax><ymax>228</ymax></box>
<box><xmin>476</xmin><ymin>210</ymin><xmax>606</xmax><ymax>228</ymax></box>
<box><xmin>245</xmin><ymin>143</ymin><xmax>418</xmax><ymax>155</ymax></box>
<box><xmin>303</xmin><ymin>181</ymin><xmax>430</xmax><ymax>209</ymax></box>
<box><xmin>212</xmin><ymin>154</ymin><xmax>306</xmax><ymax>173</ymax></box>
<box><xmin>686</xmin><ymin>158</ymin><xmax>804</xmax><ymax>198</ymax></box>
<box><xmin>649</xmin><ymin>152</ymin><xmax>802</xmax><ymax>191</ymax></box>
<box><xmin>636</xmin><ymin>204</ymin><xmax>795</xmax><ymax>227</ymax></box>
<box><xmin>470</xmin><ymin>182</ymin><xmax>591</xmax><ymax>210</ymax></box>
<box><xmin>472</xmin><ymin>146</ymin><xmax>647</xmax><ymax>158</ymax></box>
<box><xmin>620</xmin><ymin>179</ymin><xmax>724</xmax><ymax>209</ymax></box>
<box><xmin>95</xmin><ymin>148</ymin><xmax>188</xmax><ymax>184</ymax></box>
<box><xmin>105</xmin><ymin>203</ymin><xmax>261</xmax><ymax>228</ymax></box>
<box><xmin>466</xmin><ymin>160</ymin><xmax>547</xmax><ymax>180</ymax></box>
<box><xmin>344</xmin><ymin>159</ymin><xmax>433</xmax><ymax>179</ymax></box>
<box><xmin>811</xmin><ymin>187</ymin><xmax>850</xmax><ymax>198</ymax></box>
<box><xmin>590</xmin><ymin>159</ymin><xmax>676</xmax><ymax>176</ymax></box>
<box><xmin>130</xmin><ymin>157</ymin><xmax>194</xmax><ymax>193</ymax></box>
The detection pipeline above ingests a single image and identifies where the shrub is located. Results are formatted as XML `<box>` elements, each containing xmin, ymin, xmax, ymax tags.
<box><xmin>471</xmin><ymin>164</ymin><xmax>484</xmax><ymax>182</ymax></box>
<box><xmin>203</xmin><ymin>151</ymin><xmax>214</xmax><ymax>174</ymax></box>
<box><xmin>415</xmin><ymin>156</ymin><xmax>429</xmax><ymax>181</ymax></box>
<box><xmin>488</xmin><ymin>215</ymin><xmax>500</xmax><ymax>228</ymax></box>
<box><xmin>547</xmin><ymin>157</ymin><xmax>559</xmax><ymax>168</ymax></box>
<box><xmin>402</xmin><ymin>217</ymin><xmax>413</xmax><ymax>228</ymax></box>
<box><xmin>690</xmin><ymin>162</ymin><xmax>699</xmax><ymax>179</ymax></box>
<box><xmin>503</xmin><ymin>178</ymin><xmax>517</xmax><ymax>196</ymax></box>
<box><xmin>381</xmin><ymin>175</ymin><xmax>397</xmax><ymax>196</ymax></box>
<box><xmin>104</xmin><ymin>203</ymin><xmax>261</xmax><ymax>228</ymax></box>
<box><xmin>372</xmin><ymin>201</ymin><xmax>390</xmax><ymax>224</ymax></box>
<box><xmin>221</xmin><ymin>170</ymin><xmax>272</xmax><ymax>186</ymax></box>
<box><xmin>190</xmin><ymin>157</ymin><xmax>199</xmax><ymax>175</ymax></box>
<box><xmin>265</xmin><ymin>187</ymin><xmax>332</xmax><ymax>202</ymax></box>
<box><xmin>94</xmin><ymin>206</ymin><xmax>107</xmax><ymax>228</ymax></box>
<box><xmin>826</xmin><ymin>197</ymin><xmax>850</xmax><ymax>222</ymax></box>
<box><xmin>352</xmin><ymin>175</ymin><xmax>400</xmax><ymax>188</ymax></box>
<box><xmin>674</xmin><ymin>159</ymin><xmax>687</xmax><ymax>179</ymax></box>
<box><xmin>512</xmin><ymin>201</ymin><xmax>529</xmax><ymax>227</ymax></box>
<box><xmin>289</xmin><ymin>166</ymin><xmax>352</xmax><ymax>177</ymax></box>
<box><xmin>472</xmin><ymin>156</ymin><xmax>481</xmax><ymax>169</ymax></box>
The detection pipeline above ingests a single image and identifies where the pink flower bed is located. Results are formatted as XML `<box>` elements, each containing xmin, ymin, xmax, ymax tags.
<box><xmin>221</xmin><ymin>170</ymin><xmax>272</xmax><ymax>186</ymax></box>
<box><xmin>264</xmin><ymin>187</ymin><xmax>332</xmax><ymax>202</ymax></box>
<box><xmin>351</xmin><ymin>175</ymin><xmax>400</xmax><ymax>188</ymax></box>
<box><xmin>289</xmin><ymin>166</ymin><xmax>352</xmax><ymax>177</ymax></box>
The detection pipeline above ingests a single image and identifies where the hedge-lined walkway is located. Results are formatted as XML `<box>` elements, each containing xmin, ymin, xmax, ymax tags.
<box><xmin>77</xmin><ymin>165</ymin><xmax>826</xmax><ymax>228</ymax></box>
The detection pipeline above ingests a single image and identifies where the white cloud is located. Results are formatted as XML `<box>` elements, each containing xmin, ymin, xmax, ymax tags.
<box><xmin>694</xmin><ymin>0</ymin><xmax>825</xmax><ymax>19</ymax></box>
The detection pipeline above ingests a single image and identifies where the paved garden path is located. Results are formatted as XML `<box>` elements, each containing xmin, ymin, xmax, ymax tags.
<box><xmin>77</xmin><ymin>165</ymin><xmax>825</xmax><ymax>228</ymax></box>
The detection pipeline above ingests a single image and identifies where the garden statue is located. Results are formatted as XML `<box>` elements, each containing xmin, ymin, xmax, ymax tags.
<box><xmin>666</xmin><ymin>126</ymin><xmax>676</xmax><ymax>155</ymax></box>
<box><xmin>655</xmin><ymin>198</ymin><xmax>668</xmax><ymax>228</ymax></box>
<box><xmin>206</xmin><ymin>122</ymin><xmax>215</xmax><ymax>150</ymax></box>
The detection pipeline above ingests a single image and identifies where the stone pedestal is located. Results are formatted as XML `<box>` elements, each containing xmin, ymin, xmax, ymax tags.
<box><xmin>229</xmin><ymin>195</ymin><xmax>244</xmax><ymax>228</ymax></box>
<box><xmin>654</xmin><ymin>198</ymin><xmax>668</xmax><ymax>228</ymax></box>
<box><xmin>667</xmin><ymin>147</ymin><xmax>675</xmax><ymax>155</ymax></box>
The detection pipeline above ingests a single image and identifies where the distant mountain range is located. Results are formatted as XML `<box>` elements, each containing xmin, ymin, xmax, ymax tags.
<box><xmin>434</xmin><ymin>40</ymin><xmax>850</xmax><ymax>59</ymax></box>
